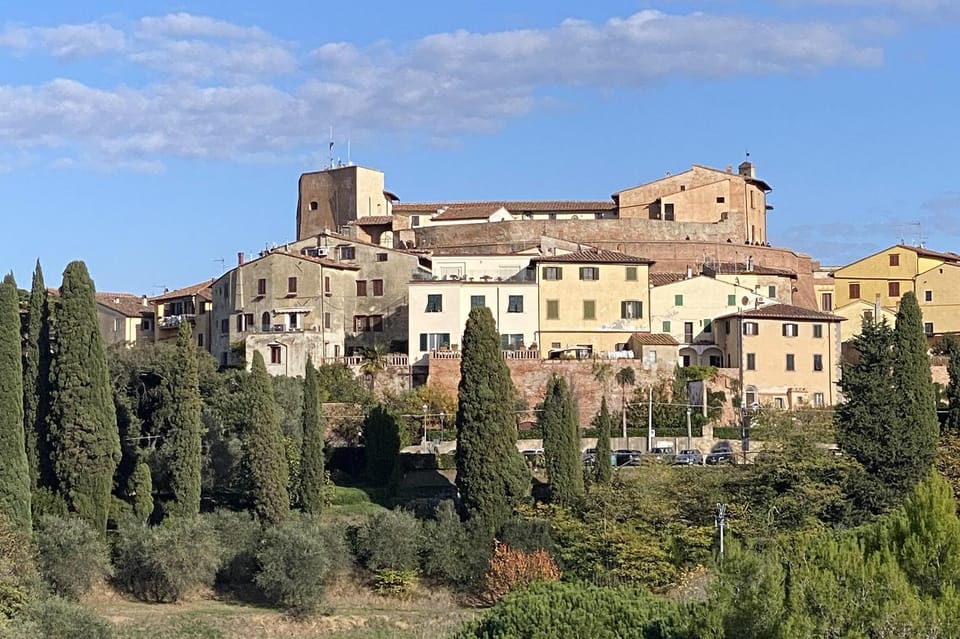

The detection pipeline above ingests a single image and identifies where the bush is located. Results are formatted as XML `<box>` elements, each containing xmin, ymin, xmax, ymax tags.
<box><xmin>421</xmin><ymin>501</ymin><xmax>493</xmax><ymax>588</ymax></box>
<box><xmin>483</xmin><ymin>543</ymin><xmax>561</xmax><ymax>603</ymax></box>
<box><xmin>353</xmin><ymin>510</ymin><xmax>421</xmax><ymax>572</ymax></box>
<box><xmin>371</xmin><ymin>568</ymin><xmax>418</xmax><ymax>598</ymax></box>
<box><xmin>498</xmin><ymin>517</ymin><xmax>554</xmax><ymax>554</ymax></box>
<box><xmin>207</xmin><ymin>509</ymin><xmax>261</xmax><ymax>591</ymax></box>
<box><xmin>6</xmin><ymin>596</ymin><xmax>113</xmax><ymax>639</ymax></box>
<box><xmin>255</xmin><ymin>516</ymin><xmax>337</xmax><ymax>617</ymax></box>
<box><xmin>112</xmin><ymin>517</ymin><xmax>220</xmax><ymax>602</ymax></box>
<box><xmin>35</xmin><ymin>516</ymin><xmax>111</xmax><ymax>600</ymax></box>
<box><xmin>0</xmin><ymin>514</ymin><xmax>41</xmax><ymax>619</ymax></box>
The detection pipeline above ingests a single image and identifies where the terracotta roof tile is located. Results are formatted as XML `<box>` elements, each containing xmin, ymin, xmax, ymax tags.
<box><xmin>96</xmin><ymin>292</ymin><xmax>152</xmax><ymax>318</ymax></box>
<box><xmin>649</xmin><ymin>273</ymin><xmax>688</xmax><ymax>287</ymax></box>
<box><xmin>533</xmin><ymin>248</ymin><xmax>653</xmax><ymax>265</ymax></box>
<box><xmin>393</xmin><ymin>200</ymin><xmax>616</xmax><ymax>213</ymax></box>
<box><xmin>431</xmin><ymin>204</ymin><xmax>506</xmax><ymax>221</ymax></box>
<box><xmin>354</xmin><ymin>216</ymin><xmax>395</xmax><ymax>225</ymax></box>
<box><xmin>631</xmin><ymin>333</ymin><xmax>680</xmax><ymax>346</ymax></box>
<box><xmin>149</xmin><ymin>279</ymin><xmax>214</xmax><ymax>303</ymax></box>
<box><xmin>715</xmin><ymin>303</ymin><xmax>844</xmax><ymax>322</ymax></box>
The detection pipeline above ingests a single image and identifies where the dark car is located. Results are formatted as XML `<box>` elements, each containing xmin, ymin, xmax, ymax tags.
<box><xmin>614</xmin><ymin>449</ymin><xmax>643</xmax><ymax>467</ymax></box>
<box><xmin>705</xmin><ymin>442</ymin><xmax>734</xmax><ymax>465</ymax></box>
<box><xmin>673</xmin><ymin>449</ymin><xmax>703</xmax><ymax>465</ymax></box>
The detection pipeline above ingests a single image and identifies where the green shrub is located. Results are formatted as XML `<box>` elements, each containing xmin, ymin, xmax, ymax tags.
<box><xmin>35</xmin><ymin>515</ymin><xmax>111</xmax><ymax>600</ymax></box>
<box><xmin>6</xmin><ymin>596</ymin><xmax>112</xmax><ymax>639</ymax></box>
<box><xmin>497</xmin><ymin>517</ymin><xmax>554</xmax><ymax>554</ymax></box>
<box><xmin>207</xmin><ymin>509</ymin><xmax>261</xmax><ymax>591</ymax></box>
<box><xmin>31</xmin><ymin>487</ymin><xmax>68</xmax><ymax>520</ymax></box>
<box><xmin>0</xmin><ymin>514</ymin><xmax>41</xmax><ymax>619</ymax></box>
<box><xmin>353</xmin><ymin>510</ymin><xmax>421</xmax><ymax>572</ymax></box>
<box><xmin>112</xmin><ymin>517</ymin><xmax>220</xmax><ymax>602</ymax></box>
<box><xmin>255</xmin><ymin>516</ymin><xmax>335</xmax><ymax>617</ymax></box>
<box><xmin>371</xmin><ymin>568</ymin><xmax>418</xmax><ymax>598</ymax></box>
<box><xmin>421</xmin><ymin>501</ymin><xmax>492</xmax><ymax>588</ymax></box>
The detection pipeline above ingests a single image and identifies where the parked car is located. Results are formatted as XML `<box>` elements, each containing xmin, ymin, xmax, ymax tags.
<box><xmin>705</xmin><ymin>442</ymin><xmax>734</xmax><ymax>465</ymax></box>
<box><xmin>649</xmin><ymin>445</ymin><xmax>675</xmax><ymax>463</ymax></box>
<box><xmin>673</xmin><ymin>449</ymin><xmax>703</xmax><ymax>465</ymax></box>
<box><xmin>614</xmin><ymin>449</ymin><xmax>643</xmax><ymax>467</ymax></box>
<box><xmin>522</xmin><ymin>448</ymin><xmax>544</xmax><ymax>468</ymax></box>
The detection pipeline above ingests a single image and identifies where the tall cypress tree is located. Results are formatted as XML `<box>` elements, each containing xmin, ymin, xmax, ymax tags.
<box><xmin>160</xmin><ymin>322</ymin><xmax>203</xmax><ymax>518</ymax></box>
<box><xmin>0</xmin><ymin>274</ymin><xmax>31</xmax><ymax>531</ymax></box>
<box><xmin>539</xmin><ymin>375</ymin><xmax>584</xmax><ymax>506</ymax></box>
<box><xmin>594</xmin><ymin>396</ymin><xmax>613</xmax><ymax>485</ymax></box>
<box><xmin>890</xmin><ymin>292</ymin><xmax>939</xmax><ymax>494</ymax></box>
<box><xmin>300</xmin><ymin>355</ymin><xmax>326</xmax><ymax>513</ymax></box>
<box><xmin>245</xmin><ymin>351</ymin><xmax>289</xmax><ymax>524</ymax></box>
<box><xmin>363</xmin><ymin>404</ymin><xmax>400</xmax><ymax>487</ymax></box>
<box><xmin>945</xmin><ymin>339</ymin><xmax>960</xmax><ymax>434</ymax></box>
<box><xmin>23</xmin><ymin>260</ymin><xmax>53</xmax><ymax>491</ymax></box>
<box><xmin>47</xmin><ymin>261</ymin><xmax>120</xmax><ymax>533</ymax></box>
<box><xmin>455</xmin><ymin>307</ymin><xmax>529</xmax><ymax>532</ymax></box>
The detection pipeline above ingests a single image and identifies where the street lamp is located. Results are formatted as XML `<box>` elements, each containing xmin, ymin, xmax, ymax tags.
<box><xmin>439</xmin><ymin>411</ymin><xmax>446</xmax><ymax>444</ymax></box>
<box><xmin>421</xmin><ymin>403</ymin><xmax>429</xmax><ymax>449</ymax></box>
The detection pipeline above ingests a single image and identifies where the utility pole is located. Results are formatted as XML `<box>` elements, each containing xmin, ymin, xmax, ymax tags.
<box><xmin>716</xmin><ymin>503</ymin><xmax>727</xmax><ymax>557</ymax></box>
<box><xmin>647</xmin><ymin>385</ymin><xmax>654</xmax><ymax>452</ymax></box>
<box><xmin>686</xmin><ymin>406</ymin><xmax>693</xmax><ymax>450</ymax></box>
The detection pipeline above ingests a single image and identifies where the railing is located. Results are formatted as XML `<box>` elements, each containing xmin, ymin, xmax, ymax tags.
<box><xmin>331</xmin><ymin>354</ymin><xmax>409</xmax><ymax>367</ymax></box>
<box><xmin>159</xmin><ymin>314</ymin><xmax>193</xmax><ymax>329</ymax></box>
<box><xmin>430</xmin><ymin>350</ymin><xmax>541</xmax><ymax>360</ymax></box>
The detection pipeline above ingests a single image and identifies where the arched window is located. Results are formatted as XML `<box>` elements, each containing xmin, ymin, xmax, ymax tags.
<box><xmin>261</xmin><ymin>312</ymin><xmax>271</xmax><ymax>332</ymax></box>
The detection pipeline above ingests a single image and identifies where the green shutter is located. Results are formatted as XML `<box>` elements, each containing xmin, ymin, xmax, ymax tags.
<box><xmin>728</xmin><ymin>294</ymin><xmax>736</xmax><ymax>306</ymax></box>
<box><xmin>662</xmin><ymin>320</ymin><xmax>671</xmax><ymax>332</ymax></box>
<box><xmin>675</xmin><ymin>294</ymin><xmax>684</xmax><ymax>306</ymax></box>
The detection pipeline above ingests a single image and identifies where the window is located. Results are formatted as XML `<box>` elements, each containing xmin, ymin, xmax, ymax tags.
<box><xmin>813</xmin><ymin>324</ymin><xmax>823</xmax><ymax>338</ymax></box>
<box><xmin>662</xmin><ymin>320</ymin><xmax>671</xmax><ymax>332</ymax></box>
<box><xmin>551</xmin><ymin>342</ymin><xmax>561</xmax><ymax>349</ymax></box>
<box><xmin>500</xmin><ymin>334</ymin><xmax>524</xmax><ymax>349</ymax></box>
<box><xmin>786</xmin><ymin>354</ymin><xmax>795</xmax><ymax>371</ymax></box>
<box><xmin>309</xmin><ymin>201</ymin><xmax>318</xmax><ymax>211</ymax></box>
<box><xmin>270</xmin><ymin>345</ymin><xmax>282</xmax><ymax>365</ymax></box>
<box><xmin>925</xmin><ymin>290</ymin><xmax>933</xmax><ymax>302</ymax></box>
<box><xmin>324</xmin><ymin>312</ymin><xmax>331</xmax><ymax>329</ymax></box>
<box><xmin>579</xmin><ymin>267</ymin><xmax>599</xmax><ymax>281</ymax></box>
<box><xmin>743</xmin><ymin>322</ymin><xmax>759</xmax><ymax>335</ymax></box>
<box><xmin>542</xmin><ymin>266</ymin><xmax>563</xmax><ymax>280</ymax></box>
<box><xmin>198</xmin><ymin>302</ymin><xmax>206</xmax><ymax>315</ymax></box>
<box><xmin>465</xmin><ymin>295</ymin><xmax>483</xmax><ymax>309</ymax></box>
<box><xmin>664</xmin><ymin>203</ymin><xmax>675</xmax><ymax>221</ymax></box>
<box><xmin>372</xmin><ymin>280</ymin><xmax>384</xmax><ymax>296</ymax></box>
<box><xmin>675</xmin><ymin>294</ymin><xmax>684</xmax><ymax>306</ymax></box>
<box><xmin>261</xmin><ymin>312</ymin><xmax>271</xmax><ymax>332</ymax></box>
<box><xmin>621</xmin><ymin>300</ymin><xmax>643</xmax><ymax>319</ymax></box>
<box><xmin>813</xmin><ymin>354</ymin><xmax>823</xmax><ymax>371</ymax></box>
<box><xmin>354</xmin><ymin>315</ymin><xmax>384</xmax><ymax>332</ymax></box>
<box><xmin>548</xmin><ymin>212</ymin><xmax>557</xmax><ymax>220</ymax></box>
<box><xmin>356</xmin><ymin>280</ymin><xmax>367</xmax><ymax>296</ymax></box>
<box><xmin>709</xmin><ymin>355</ymin><xmax>723</xmax><ymax>367</ymax></box>
<box><xmin>774</xmin><ymin>397</ymin><xmax>785</xmax><ymax>409</ymax></box>
<box><xmin>419</xmin><ymin>332</ymin><xmax>451</xmax><ymax>351</ymax></box>
<box><xmin>703</xmin><ymin>318</ymin><xmax>712</xmax><ymax>333</ymax></box>
<box><xmin>863</xmin><ymin>310</ymin><xmax>874</xmax><ymax>322</ymax></box>
<box><xmin>889</xmin><ymin>253</ymin><xmax>900</xmax><ymax>266</ymax></box>
<box><xmin>220</xmin><ymin>318</ymin><xmax>229</xmax><ymax>334</ymax></box>
<box><xmin>114</xmin><ymin>318</ymin><xmax>123</xmax><ymax>332</ymax></box>
<box><xmin>197</xmin><ymin>334</ymin><xmax>204</xmax><ymax>348</ymax></box>
<box><xmin>768</xmin><ymin>285</ymin><xmax>777</xmax><ymax>298</ymax></box>
<box><xmin>324</xmin><ymin>276</ymin><xmax>331</xmax><ymax>294</ymax></box>
<box><xmin>821</xmin><ymin>292</ymin><xmax>833</xmax><ymax>311</ymax></box>
<box><xmin>813</xmin><ymin>392</ymin><xmax>825</xmax><ymax>407</ymax></box>
<box><xmin>546</xmin><ymin>300</ymin><xmax>559</xmax><ymax>319</ymax></box>
<box><xmin>746</xmin><ymin>353</ymin><xmax>756</xmax><ymax>370</ymax></box>
<box><xmin>257</xmin><ymin>278</ymin><xmax>266</xmax><ymax>296</ymax></box>
<box><xmin>583</xmin><ymin>300</ymin><xmax>596</xmax><ymax>320</ymax></box>
<box><xmin>625</xmin><ymin>266</ymin><xmax>638</xmax><ymax>281</ymax></box>
<box><xmin>376</xmin><ymin>252</ymin><xmax>388</xmax><ymax>262</ymax></box>
<box><xmin>411</xmin><ymin>215</ymin><xmax>421</xmax><ymax>227</ymax></box>
<box><xmin>508</xmin><ymin>295</ymin><xmax>524</xmax><ymax>313</ymax></box>
<box><xmin>727</xmin><ymin>294</ymin><xmax>736</xmax><ymax>306</ymax></box>
<box><xmin>681</xmin><ymin>355</ymin><xmax>691</xmax><ymax>367</ymax></box>
<box><xmin>782</xmin><ymin>323</ymin><xmax>799</xmax><ymax>337</ymax></box>
<box><xmin>341</xmin><ymin>246</ymin><xmax>356</xmax><ymax>260</ymax></box>
<box><xmin>236</xmin><ymin>314</ymin><xmax>244</xmax><ymax>332</ymax></box>
<box><xmin>716</xmin><ymin>196</ymin><xmax>725</xmax><ymax>204</ymax></box>
<box><xmin>849</xmin><ymin>283</ymin><xmax>861</xmax><ymax>299</ymax></box>
<box><xmin>925</xmin><ymin>322</ymin><xmax>934</xmax><ymax>335</ymax></box>
<box><xmin>725</xmin><ymin>320</ymin><xmax>731</xmax><ymax>334</ymax></box>
<box><xmin>287</xmin><ymin>277</ymin><xmax>298</xmax><ymax>294</ymax></box>
<box><xmin>426</xmin><ymin>294</ymin><xmax>443</xmax><ymax>312</ymax></box>
<box><xmin>888</xmin><ymin>281</ymin><xmax>900</xmax><ymax>297</ymax></box>
<box><xmin>141</xmin><ymin>319</ymin><xmax>151</xmax><ymax>331</ymax></box>
<box><xmin>288</xmin><ymin>313</ymin><xmax>299</xmax><ymax>330</ymax></box>
<box><xmin>244</xmin><ymin>313</ymin><xmax>254</xmax><ymax>330</ymax></box>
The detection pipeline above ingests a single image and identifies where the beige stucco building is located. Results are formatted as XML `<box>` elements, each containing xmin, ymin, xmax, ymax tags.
<box><xmin>534</xmin><ymin>249</ymin><xmax>652</xmax><ymax>356</ymax></box>
<box><xmin>96</xmin><ymin>293</ymin><xmax>154</xmax><ymax>347</ymax></box>
<box><xmin>714</xmin><ymin>304</ymin><xmax>844</xmax><ymax>408</ymax></box>
<box><xmin>150</xmin><ymin>280</ymin><xmax>214</xmax><ymax>352</ymax></box>
<box><xmin>832</xmin><ymin>299</ymin><xmax>898</xmax><ymax>343</ymax></box>
<box><xmin>296</xmin><ymin>165</ymin><xmax>396</xmax><ymax>241</ymax></box>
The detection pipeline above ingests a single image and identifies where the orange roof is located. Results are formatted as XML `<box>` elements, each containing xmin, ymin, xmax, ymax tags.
<box><xmin>149</xmin><ymin>278</ymin><xmax>214</xmax><ymax>303</ymax></box>
<box><xmin>715</xmin><ymin>303</ymin><xmax>843</xmax><ymax>322</ymax></box>
<box><xmin>95</xmin><ymin>292</ymin><xmax>152</xmax><ymax>318</ymax></box>
<box><xmin>533</xmin><ymin>248</ymin><xmax>653</xmax><ymax>265</ymax></box>
<box><xmin>631</xmin><ymin>333</ymin><xmax>680</xmax><ymax>346</ymax></box>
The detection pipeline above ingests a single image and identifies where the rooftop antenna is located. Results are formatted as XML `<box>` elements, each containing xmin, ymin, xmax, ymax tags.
<box><xmin>213</xmin><ymin>257</ymin><xmax>225</xmax><ymax>273</ymax></box>
<box><xmin>912</xmin><ymin>221</ymin><xmax>926</xmax><ymax>248</ymax></box>
<box><xmin>151</xmin><ymin>284</ymin><xmax>166</xmax><ymax>296</ymax></box>
<box><xmin>328</xmin><ymin>126</ymin><xmax>335</xmax><ymax>170</ymax></box>
<box><xmin>347</xmin><ymin>137</ymin><xmax>352</xmax><ymax>166</ymax></box>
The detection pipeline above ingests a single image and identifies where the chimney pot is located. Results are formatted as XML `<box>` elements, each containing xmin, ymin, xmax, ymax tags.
<box><xmin>237</xmin><ymin>251</ymin><xmax>244</xmax><ymax>266</ymax></box>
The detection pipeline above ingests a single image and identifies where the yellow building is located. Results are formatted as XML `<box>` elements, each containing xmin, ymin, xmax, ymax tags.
<box><xmin>533</xmin><ymin>249</ymin><xmax>652</xmax><ymax>356</ymax></box>
<box><xmin>832</xmin><ymin>299</ymin><xmax>898</xmax><ymax>344</ymax></box>
<box><xmin>95</xmin><ymin>293</ymin><xmax>154</xmax><ymax>347</ymax></box>
<box><xmin>714</xmin><ymin>303</ymin><xmax>844</xmax><ymax>408</ymax></box>
<box><xmin>150</xmin><ymin>280</ymin><xmax>214</xmax><ymax>351</ymax></box>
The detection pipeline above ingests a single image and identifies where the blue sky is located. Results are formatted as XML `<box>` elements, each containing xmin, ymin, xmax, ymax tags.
<box><xmin>2</xmin><ymin>1</ymin><xmax>958</xmax><ymax>294</ymax></box>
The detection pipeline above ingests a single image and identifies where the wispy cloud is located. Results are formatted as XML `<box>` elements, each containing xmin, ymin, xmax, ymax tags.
<box><xmin>0</xmin><ymin>9</ymin><xmax>886</xmax><ymax>168</ymax></box>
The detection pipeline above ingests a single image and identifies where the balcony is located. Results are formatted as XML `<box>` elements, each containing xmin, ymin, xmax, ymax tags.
<box><xmin>158</xmin><ymin>314</ymin><xmax>194</xmax><ymax>329</ymax></box>
<box><xmin>429</xmin><ymin>349</ymin><xmax>541</xmax><ymax>360</ymax></box>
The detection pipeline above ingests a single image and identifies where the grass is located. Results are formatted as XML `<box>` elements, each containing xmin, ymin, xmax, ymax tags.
<box><xmin>327</xmin><ymin>486</ymin><xmax>388</xmax><ymax>517</ymax></box>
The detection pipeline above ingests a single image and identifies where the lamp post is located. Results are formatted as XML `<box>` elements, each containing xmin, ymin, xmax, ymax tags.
<box><xmin>439</xmin><ymin>411</ymin><xmax>446</xmax><ymax>444</ymax></box>
<box><xmin>421</xmin><ymin>403</ymin><xmax>429</xmax><ymax>448</ymax></box>
<box><xmin>686</xmin><ymin>406</ymin><xmax>693</xmax><ymax>450</ymax></box>
<box><xmin>716</xmin><ymin>503</ymin><xmax>727</xmax><ymax>557</ymax></box>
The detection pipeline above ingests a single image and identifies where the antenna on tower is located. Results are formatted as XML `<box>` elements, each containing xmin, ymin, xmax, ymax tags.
<box><xmin>347</xmin><ymin>138</ymin><xmax>352</xmax><ymax>166</ymax></box>
<box><xmin>328</xmin><ymin>127</ymin><xmax>335</xmax><ymax>169</ymax></box>
<box><xmin>213</xmin><ymin>257</ymin><xmax>225</xmax><ymax>273</ymax></box>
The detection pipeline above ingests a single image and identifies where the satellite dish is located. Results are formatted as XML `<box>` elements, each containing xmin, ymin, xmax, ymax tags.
<box><xmin>742</xmin><ymin>296</ymin><xmax>749</xmax><ymax>305</ymax></box>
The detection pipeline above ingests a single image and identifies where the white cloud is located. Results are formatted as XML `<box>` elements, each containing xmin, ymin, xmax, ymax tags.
<box><xmin>0</xmin><ymin>9</ymin><xmax>887</xmax><ymax>167</ymax></box>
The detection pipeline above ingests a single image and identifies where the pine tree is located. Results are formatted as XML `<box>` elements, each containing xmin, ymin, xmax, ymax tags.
<box><xmin>594</xmin><ymin>396</ymin><xmax>613</xmax><ymax>485</ymax></box>
<box><xmin>363</xmin><ymin>404</ymin><xmax>400</xmax><ymax>487</ymax></box>
<box><xmin>890</xmin><ymin>291</ymin><xmax>939</xmax><ymax>495</ymax></box>
<box><xmin>540</xmin><ymin>376</ymin><xmax>584</xmax><ymax>506</ymax></box>
<box><xmin>47</xmin><ymin>261</ymin><xmax>120</xmax><ymax>533</ymax></box>
<box><xmin>160</xmin><ymin>322</ymin><xmax>203</xmax><ymax>518</ymax></box>
<box><xmin>0</xmin><ymin>274</ymin><xmax>31</xmax><ymax>531</ymax></box>
<box><xmin>455</xmin><ymin>307</ymin><xmax>529</xmax><ymax>532</ymax></box>
<box><xmin>22</xmin><ymin>260</ymin><xmax>53</xmax><ymax>491</ymax></box>
<box><xmin>244</xmin><ymin>351</ymin><xmax>290</xmax><ymax>524</ymax></box>
<box><xmin>945</xmin><ymin>338</ymin><xmax>960</xmax><ymax>433</ymax></box>
<box><xmin>300</xmin><ymin>356</ymin><xmax>326</xmax><ymax>513</ymax></box>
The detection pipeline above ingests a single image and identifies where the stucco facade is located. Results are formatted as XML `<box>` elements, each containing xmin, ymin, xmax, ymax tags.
<box><xmin>296</xmin><ymin>165</ymin><xmax>393</xmax><ymax>240</ymax></box>
<box><xmin>832</xmin><ymin>299</ymin><xmax>898</xmax><ymax>343</ymax></box>
<box><xmin>150</xmin><ymin>280</ymin><xmax>214</xmax><ymax>352</ymax></box>
<box><xmin>96</xmin><ymin>293</ymin><xmax>153</xmax><ymax>347</ymax></box>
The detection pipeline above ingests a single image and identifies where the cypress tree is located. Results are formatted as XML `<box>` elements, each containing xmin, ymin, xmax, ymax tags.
<box><xmin>945</xmin><ymin>339</ymin><xmax>960</xmax><ymax>434</ymax></box>
<box><xmin>363</xmin><ymin>404</ymin><xmax>400</xmax><ymax>487</ymax></box>
<box><xmin>890</xmin><ymin>292</ymin><xmax>939</xmax><ymax>494</ymax></box>
<box><xmin>539</xmin><ymin>376</ymin><xmax>584</xmax><ymax>506</ymax></box>
<box><xmin>160</xmin><ymin>322</ymin><xmax>203</xmax><ymax>518</ymax></box>
<box><xmin>594</xmin><ymin>396</ymin><xmax>613</xmax><ymax>485</ymax></box>
<box><xmin>47</xmin><ymin>261</ymin><xmax>120</xmax><ymax>533</ymax></box>
<box><xmin>22</xmin><ymin>260</ymin><xmax>53</xmax><ymax>490</ymax></box>
<box><xmin>455</xmin><ymin>307</ymin><xmax>529</xmax><ymax>532</ymax></box>
<box><xmin>0</xmin><ymin>274</ymin><xmax>31</xmax><ymax>531</ymax></box>
<box><xmin>244</xmin><ymin>351</ymin><xmax>289</xmax><ymax>524</ymax></box>
<box><xmin>300</xmin><ymin>355</ymin><xmax>326</xmax><ymax>513</ymax></box>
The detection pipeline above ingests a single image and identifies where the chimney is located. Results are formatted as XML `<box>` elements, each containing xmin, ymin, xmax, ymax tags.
<box><xmin>726</xmin><ymin>165</ymin><xmax>733</xmax><ymax>173</ymax></box>
<box><xmin>237</xmin><ymin>251</ymin><xmax>244</xmax><ymax>267</ymax></box>
<box><xmin>114</xmin><ymin>297</ymin><xmax>120</xmax><ymax>304</ymax></box>
<box><xmin>141</xmin><ymin>295</ymin><xmax>148</xmax><ymax>306</ymax></box>
<box><xmin>738</xmin><ymin>161</ymin><xmax>756</xmax><ymax>179</ymax></box>
<box><xmin>686</xmin><ymin>265</ymin><xmax>693</xmax><ymax>279</ymax></box>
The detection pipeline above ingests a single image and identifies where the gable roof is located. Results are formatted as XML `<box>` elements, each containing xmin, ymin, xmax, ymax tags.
<box><xmin>431</xmin><ymin>204</ymin><xmax>508</xmax><ymax>221</ymax></box>
<box><xmin>615</xmin><ymin>164</ymin><xmax>771</xmax><ymax>196</ymax></box>
<box><xmin>532</xmin><ymin>248</ymin><xmax>653</xmax><ymax>265</ymax></box>
<box><xmin>150</xmin><ymin>279</ymin><xmax>214</xmax><ymax>303</ymax></box>
<box><xmin>631</xmin><ymin>333</ymin><xmax>680</xmax><ymax>346</ymax></box>
<box><xmin>353</xmin><ymin>216</ymin><xmax>395</xmax><ymax>226</ymax></box>
<box><xmin>649</xmin><ymin>273</ymin><xmax>689</xmax><ymax>287</ymax></box>
<box><xmin>715</xmin><ymin>303</ymin><xmax>843</xmax><ymax>322</ymax></box>
<box><xmin>96</xmin><ymin>292</ymin><xmax>152</xmax><ymax>317</ymax></box>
